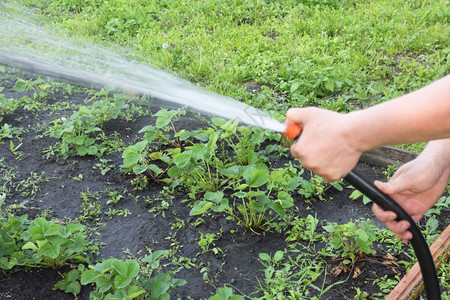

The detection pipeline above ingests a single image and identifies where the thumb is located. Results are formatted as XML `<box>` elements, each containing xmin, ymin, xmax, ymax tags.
<box><xmin>374</xmin><ymin>177</ymin><xmax>407</xmax><ymax>195</ymax></box>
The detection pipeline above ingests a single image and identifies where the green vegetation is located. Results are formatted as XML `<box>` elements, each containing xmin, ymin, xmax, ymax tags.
<box><xmin>27</xmin><ymin>0</ymin><xmax>449</xmax><ymax>118</ymax></box>
<box><xmin>1</xmin><ymin>0</ymin><xmax>449</xmax><ymax>299</ymax></box>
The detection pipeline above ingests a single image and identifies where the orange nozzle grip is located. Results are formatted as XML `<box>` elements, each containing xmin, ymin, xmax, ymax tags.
<box><xmin>285</xmin><ymin>123</ymin><xmax>302</xmax><ymax>140</ymax></box>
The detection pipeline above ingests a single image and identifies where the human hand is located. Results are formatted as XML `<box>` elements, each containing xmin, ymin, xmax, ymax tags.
<box><xmin>372</xmin><ymin>146</ymin><xmax>450</xmax><ymax>243</ymax></box>
<box><xmin>286</xmin><ymin>107</ymin><xmax>363</xmax><ymax>182</ymax></box>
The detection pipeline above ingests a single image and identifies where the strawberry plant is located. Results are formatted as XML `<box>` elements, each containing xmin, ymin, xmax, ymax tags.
<box><xmin>0</xmin><ymin>91</ymin><xmax>18</xmax><ymax>123</ymax></box>
<box><xmin>54</xmin><ymin>264</ymin><xmax>85</xmax><ymax>295</ymax></box>
<box><xmin>121</xmin><ymin>108</ymin><xmax>186</xmax><ymax>188</ymax></box>
<box><xmin>21</xmin><ymin>218</ymin><xmax>91</xmax><ymax>269</ymax></box>
<box><xmin>13</xmin><ymin>77</ymin><xmax>52</xmax><ymax>101</ymax></box>
<box><xmin>81</xmin><ymin>258</ymin><xmax>145</xmax><ymax>299</ymax></box>
<box><xmin>47</xmin><ymin>95</ymin><xmax>131</xmax><ymax>158</ymax></box>
<box><xmin>209</xmin><ymin>287</ymin><xmax>243</xmax><ymax>300</ymax></box>
<box><xmin>139</xmin><ymin>108</ymin><xmax>186</xmax><ymax>148</ymax></box>
<box><xmin>0</xmin><ymin>195</ymin><xmax>29</xmax><ymax>270</ymax></box>
<box><xmin>168</xmin><ymin>131</ymin><xmax>225</xmax><ymax>195</ymax></box>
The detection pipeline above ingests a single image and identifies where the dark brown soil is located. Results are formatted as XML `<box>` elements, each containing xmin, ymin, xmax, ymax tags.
<box><xmin>0</xmin><ymin>69</ymin><xmax>447</xmax><ymax>299</ymax></box>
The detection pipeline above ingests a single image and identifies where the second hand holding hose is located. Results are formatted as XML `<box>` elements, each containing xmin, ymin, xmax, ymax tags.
<box><xmin>284</xmin><ymin>123</ymin><xmax>440</xmax><ymax>300</ymax></box>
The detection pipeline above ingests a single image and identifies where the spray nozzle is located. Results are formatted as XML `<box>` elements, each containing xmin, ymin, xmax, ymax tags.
<box><xmin>285</xmin><ymin>123</ymin><xmax>302</xmax><ymax>140</ymax></box>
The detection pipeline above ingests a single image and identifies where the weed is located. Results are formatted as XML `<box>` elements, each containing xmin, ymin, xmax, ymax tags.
<box><xmin>75</xmin><ymin>191</ymin><xmax>103</xmax><ymax>227</ymax></box>
<box><xmin>0</xmin><ymin>123</ymin><xmax>22</xmax><ymax>142</ymax></box>
<box><xmin>285</xmin><ymin>215</ymin><xmax>325</xmax><ymax>246</ymax></box>
<box><xmin>106</xmin><ymin>208</ymin><xmax>132</xmax><ymax>218</ymax></box>
<box><xmin>198</xmin><ymin>230</ymin><xmax>223</xmax><ymax>255</ymax></box>
<box><xmin>382</xmin><ymin>163</ymin><xmax>401</xmax><ymax>180</ymax></box>
<box><xmin>372</xmin><ymin>274</ymin><xmax>401</xmax><ymax>295</ymax></box>
<box><xmin>323</xmin><ymin>219</ymin><xmax>378</xmax><ymax>265</ymax></box>
<box><xmin>0</xmin><ymin>158</ymin><xmax>18</xmax><ymax>195</ymax></box>
<box><xmin>105</xmin><ymin>189</ymin><xmax>124</xmax><ymax>206</ymax></box>
<box><xmin>92</xmin><ymin>158</ymin><xmax>115</xmax><ymax>175</ymax></box>
<box><xmin>257</xmin><ymin>250</ymin><xmax>330</xmax><ymax>299</ymax></box>
<box><xmin>15</xmin><ymin>171</ymin><xmax>48</xmax><ymax>198</ymax></box>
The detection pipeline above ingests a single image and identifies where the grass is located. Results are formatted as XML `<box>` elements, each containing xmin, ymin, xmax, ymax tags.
<box><xmin>23</xmin><ymin>0</ymin><xmax>449</xmax><ymax>115</ymax></box>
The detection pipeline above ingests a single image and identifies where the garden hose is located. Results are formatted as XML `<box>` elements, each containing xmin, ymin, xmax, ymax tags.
<box><xmin>285</xmin><ymin>124</ymin><xmax>441</xmax><ymax>299</ymax></box>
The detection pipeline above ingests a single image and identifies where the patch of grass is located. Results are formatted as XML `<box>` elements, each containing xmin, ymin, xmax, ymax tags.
<box><xmin>27</xmin><ymin>0</ymin><xmax>449</xmax><ymax>115</ymax></box>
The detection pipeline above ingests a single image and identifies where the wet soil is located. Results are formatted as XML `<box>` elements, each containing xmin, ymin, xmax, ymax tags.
<box><xmin>0</xmin><ymin>69</ymin><xmax>448</xmax><ymax>299</ymax></box>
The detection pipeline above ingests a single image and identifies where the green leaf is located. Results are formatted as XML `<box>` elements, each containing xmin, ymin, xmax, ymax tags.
<box><xmin>132</xmin><ymin>164</ymin><xmax>147</xmax><ymax>175</ymax></box>
<box><xmin>216</xmin><ymin>287</ymin><xmax>233</xmax><ymax>300</ymax></box>
<box><xmin>190</xmin><ymin>201</ymin><xmax>213</xmax><ymax>216</ymax></box>
<box><xmin>277</xmin><ymin>191</ymin><xmax>294</xmax><ymax>208</ymax></box>
<box><xmin>258</xmin><ymin>253</ymin><xmax>270</xmax><ymax>261</ymax></box>
<box><xmin>80</xmin><ymin>269</ymin><xmax>101</xmax><ymax>285</ymax></box>
<box><xmin>220</xmin><ymin>120</ymin><xmax>238</xmax><ymax>134</ymax></box>
<box><xmin>190</xmin><ymin>143</ymin><xmax>209</xmax><ymax>160</ymax></box>
<box><xmin>22</xmin><ymin>242</ymin><xmax>38</xmax><ymax>250</ymax></box>
<box><xmin>155</xmin><ymin>109</ymin><xmax>171</xmax><ymax>127</ymax></box>
<box><xmin>290</xmin><ymin>80</ymin><xmax>300</xmax><ymax>94</ymax></box>
<box><xmin>66</xmin><ymin>281</ymin><xmax>81</xmax><ymax>294</ymax></box>
<box><xmin>245</xmin><ymin>169</ymin><xmax>269</xmax><ymax>188</ymax></box>
<box><xmin>123</xmin><ymin>150</ymin><xmax>141</xmax><ymax>167</ymax></box>
<box><xmin>204</xmin><ymin>191</ymin><xmax>223</xmax><ymax>204</ymax></box>
<box><xmin>173</xmin><ymin>152</ymin><xmax>191</xmax><ymax>168</ymax></box>
<box><xmin>126</xmin><ymin>285</ymin><xmax>146</xmax><ymax>299</ymax></box>
<box><xmin>273</xmin><ymin>250</ymin><xmax>284</xmax><ymax>262</ymax></box>
<box><xmin>270</xmin><ymin>202</ymin><xmax>285</xmax><ymax>217</ymax></box>
<box><xmin>324</xmin><ymin>79</ymin><xmax>335</xmax><ymax>92</ymax></box>
<box><xmin>77</xmin><ymin>146</ymin><xmax>88</xmax><ymax>156</ymax></box>
<box><xmin>13</xmin><ymin>79</ymin><xmax>27</xmax><ymax>92</ymax></box>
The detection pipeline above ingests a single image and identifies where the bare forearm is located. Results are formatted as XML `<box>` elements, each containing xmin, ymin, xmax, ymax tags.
<box><xmin>348</xmin><ymin>75</ymin><xmax>450</xmax><ymax>152</ymax></box>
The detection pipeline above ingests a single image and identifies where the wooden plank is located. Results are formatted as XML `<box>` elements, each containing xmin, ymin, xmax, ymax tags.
<box><xmin>386</xmin><ymin>225</ymin><xmax>450</xmax><ymax>300</ymax></box>
<box><xmin>360</xmin><ymin>146</ymin><xmax>418</xmax><ymax>168</ymax></box>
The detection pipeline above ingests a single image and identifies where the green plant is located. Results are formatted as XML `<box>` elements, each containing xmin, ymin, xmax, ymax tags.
<box><xmin>323</xmin><ymin>219</ymin><xmax>378</xmax><ymax>265</ymax></box>
<box><xmin>0</xmin><ymin>123</ymin><xmax>22</xmax><ymax>142</ymax></box>
<box><xmin>198</xmin><ymin>230</ymin><xmax>223</xmax><ymax>255</ymax></box>
<box><xmin>93</xmin><ymin>158</ymin><xmax>115</xmax><ymax>175</ymax></box>
<box><xmin>285</xmin><ymin>215</ymin><xmax>325</xmax><ymax>246</ymax></box>
<box><xmin>257</xmin><ymin>250</ymin><xmax>332</xmax><ymax>299</ymax></box>
<box><xmin>13</xmin><ymin>77</ymin><xmax>52</xmax><ymax>101</ymax></box>
<box><xmin>298</xmin><ymin>173</ymin><xmax>344</xmax><ymax>203</ymax></box>
<box><xmin>139</xmin><ymin>272</ymin><xmax>186</xmax><ymax>300</ymax></box>
<box><xmin>106</xmin><ymin>189</ymin><xmax>124</xmax><ymax>206</ymax></box>
<box><xmin>0</xmin><ymin>194</ymin><xmax>29</xmax><ymax>270</ymax></box>
<box><xmin>277</xmin><ymin>59</ymin><xmax>355</xmax><ymax>109</ymax></box>
<box><xmin>54</xmin><ymin>264</ymin><xmax>85</xmax><ymax>295</ymax></box>
<box><xmin>0</xmin><ymin>91</ymin><xmax>18</xmax><ymax>121</ymax></box>
<box><xmin>76</xmin><ymin>191</ymin><xmax>103</xmax><ymax>226</ymax></box>
<box><xmin>209</xmin><ymin>287</ymin><xmax>243</xmax><ymax>300</ymax></box>
<box><xmin>47</xmin><ymin>94</ymin><xmax>131</xmax><ymax>158</ymax></box>
<box><xmin>0</xmin><ymin>158</ymin><xmax>18</xmax><ymax>195</ymax></box>
<box><xmin>21</xmin><ymin>217</ymin><xmax>90</xmax><ymax>269</ymax></box>
<box><xmin>81</xmin><ymin>258</ymin><xmax>145</xmax><ymax>299</ymax></box>
<box><xmin>15</xmin><ymin>171</ymin><xmax>48</xmax><ymax>198</ymax></box>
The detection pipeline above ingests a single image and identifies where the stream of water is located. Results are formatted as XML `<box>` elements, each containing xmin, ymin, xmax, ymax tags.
<box><xmin>0</xmin><ymin>2</ymin><xmax>286</xmax><ymax>133</ymax></box>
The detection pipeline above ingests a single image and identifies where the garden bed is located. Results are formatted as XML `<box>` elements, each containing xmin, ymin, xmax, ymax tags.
<box><xmin>0</xmin><ymin>69</ymin><xmax>448</xmax><ymax>299</ymax></box>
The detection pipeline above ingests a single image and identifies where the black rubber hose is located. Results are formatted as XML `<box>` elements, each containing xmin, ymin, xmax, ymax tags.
<box><xmin>344</xmin><ymin>170</ymin><xmax>441</xmax><ymax>299</ymax></box>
